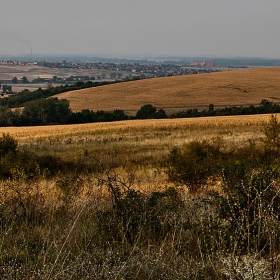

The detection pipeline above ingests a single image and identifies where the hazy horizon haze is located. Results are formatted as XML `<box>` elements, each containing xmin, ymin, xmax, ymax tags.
<box><xmin>1</xmin><ymin>0</ymin><xmax>280</xmax><ymax>59</ymax></box>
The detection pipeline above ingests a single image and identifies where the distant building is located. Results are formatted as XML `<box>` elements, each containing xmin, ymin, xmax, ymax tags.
<box><xmin>190</xmin><ymin>60</ymin><xmax>214</xmax><ymax>67</ymax></box>
<box><xmin>190</xmin><ymin>60</ymin><xmax>198</xmax><ymax>66</ymax></box>
<box><xmin>205</xmin><ymin>60</ymin><xmax>214</xmax><ymax>67</ymax></box>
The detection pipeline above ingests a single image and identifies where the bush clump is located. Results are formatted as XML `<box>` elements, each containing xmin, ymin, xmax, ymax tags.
<box><xmin>96</xmin><ymin>169</ymin><xmax>183</xmax><ymax>246</ymax></box>
<box><xmin>166</xmin><ymin>139</ymin><xmax>222</xmax><ymax>192</ymax></box>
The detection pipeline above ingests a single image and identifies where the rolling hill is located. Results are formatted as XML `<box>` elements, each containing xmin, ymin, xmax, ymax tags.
<box><xmin>54</xmin><ymin>67</ymin><xmax>280</xmax><ymax>114</ymax></box>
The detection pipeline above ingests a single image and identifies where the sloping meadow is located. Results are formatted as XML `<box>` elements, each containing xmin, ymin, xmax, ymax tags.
<box><xmin>54</xmin><ymin>68</ymin><xmax>280</xmax><ymax>113</ymax></box>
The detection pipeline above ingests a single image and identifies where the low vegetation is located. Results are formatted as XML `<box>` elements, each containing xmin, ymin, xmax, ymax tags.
<box><xmin>1</xmin><ymin>114</ymin><xmax>280</xmax><ymax>278</ymax></box>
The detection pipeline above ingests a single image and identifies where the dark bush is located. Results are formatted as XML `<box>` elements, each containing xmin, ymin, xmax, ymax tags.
<box><xmin>136</xmin><ymin>104</ymin><xmax>167</xmax><ymax>119</ymax></box>
<box><xmin>166</xmin><ymin>140</ymin><xmax>221</xmax><ymax>192</ymax></box>
<box><xmin>0</xmin><ymin>133</ymin><xmax>18</xmax><ymax>156</ymax></box>
<box><xmin>97</xmin><ymin>187</ymin><xmax>183</xmax><ymax>246</ymax></box>
<box><xmin>262</xmin><ymin>114</ymin><xmax>280</xmax><ymax>154</ymax></box>
<box><xmin>0</xmin><ymin>134</ymin><xmax>18</xmax><ymax>177</ymax></box>
<box><xmin>96</xmin><ymin>167</ymin><xmax>183</xmax><ymax>246</ymax></box>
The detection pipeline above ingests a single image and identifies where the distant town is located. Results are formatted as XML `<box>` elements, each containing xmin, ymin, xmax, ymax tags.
<box><xmin>1</xmin><ymin>55</ymin><xmax>280</xmax><ymax>94</ymax></box>
<box><xmin>0</xmin><ymin>59</ymin><xmax>218</xmax><ymax>94</ymax></box>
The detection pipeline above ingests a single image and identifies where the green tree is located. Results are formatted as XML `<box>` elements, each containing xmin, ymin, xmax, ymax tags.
<box><xmin>0</xmin><ymin>106</ymin><xmax>14</xmax><ymax>126</ymax></box>
<box><xmin>21</xmin><ymin>76</ymin><xmax>29</xmax><ymax>84</ymax></box>
<box><xmin>12</xmin><ymin>77</ymin><xmax>18</xmax><ymax>84</ymax></box>
<box><xmin>136</xmin><ymin>104</ymin><xmax>157</xmax><ymax>119</ymax></box>
<box><xmin>156</xmin><ymin>108</ymin><xmax>167</xmax><ymax>119</ymax></box>
<box><xmin>136</xmin><ymin>104</ymin><xmax>166</xmax><ymax>119</ymax></box>
<box><xmin>112</xmin><ymin>109</ymin><xmax>128</xmax><ymax>121</ymax></box>
<box><xmin>21</xmin><ymin>98</ymin><xmax>72</xmax><ymax>125</ymax></box>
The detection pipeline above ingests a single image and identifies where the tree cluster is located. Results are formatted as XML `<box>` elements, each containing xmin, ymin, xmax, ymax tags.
<box><xmin>2</xmin><ymin>99</ymin><xmax>280</xmax><ymax>127</ymax></box>
<box><xmin>0</xmin><ymin>101</ymin><xmax>167</xmax><ymax>126</ymax></box>
<box><xmin>0</xmin><ymin>98</ymin><xmax>131</xmax><ymax>126</ymax></box>
<box><xmin>69</xmin><ymin>109</ymin><xmax>128</xmax><ymax>124</ymax></box>
<box><xmin>135</xmin><ymin>104</ymin><xmax>167</xmax><ymax>119</ymax></box>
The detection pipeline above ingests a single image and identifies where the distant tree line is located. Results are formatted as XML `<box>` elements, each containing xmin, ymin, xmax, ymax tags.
<box><xmin>1</xmin><ymin>98</ymin><xmax>280</xmax><ymax>127</ymax></box>
<box><xmin>0</xmin><ymin>101</ymin><xmax>166</xmax><ymax>126</ymax></box>
<box><xmin>0</xmin><ymin>99</ymin><xmax>130</xmax><ymax>126</ymax></box>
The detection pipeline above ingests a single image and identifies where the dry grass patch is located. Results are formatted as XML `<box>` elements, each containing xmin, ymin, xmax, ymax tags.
<box><xmin>54</xmin><ymin>67</ymin><xmax>280</xmax><ymax>112</ymax></box>
<box><xmin>0</xmin><ymin>114</ymin><xmax>272</xmax><ymax>195</ymax></box>
<box><xmin>0</xmin><ymin>114</ymin><xmax>270</xmax><ymax>183</ymax></box>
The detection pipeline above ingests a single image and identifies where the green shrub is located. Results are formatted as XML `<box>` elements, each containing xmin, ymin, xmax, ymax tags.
<box><xmin>262</xmin><ymin>115</ymin><xmax>280</xmax><ymax>152</ymax></box>
<box><xmin>0</xmin><ymin>133</ymin><xmax>17</xmax><ymax>156</ymax></box>
<box><xmin>95</xmin><ymin>167</ymin><xmax>183</xmax><ymax>246</ymax></box>
<box><xmin>97</xmin><ymin>186</ymin><xmax>183</xmax><ymax>246</ymax></box>
<box><xmin>146</xmin><ymin>187</ymin><xmax>183</xmax><ymax>240</ymax></box>
<box><xmin>166</xmin><ymin>140</ymin><xmax>221</xmax><ymax>192</ymax></box>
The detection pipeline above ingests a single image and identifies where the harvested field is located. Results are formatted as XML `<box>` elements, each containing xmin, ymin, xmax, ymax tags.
<box><xmin>0</xmin><ymin>64</ymin><xmax>117</xmax><ymax>81</ymax></box>
<box><xmin>54</xmin><ymin>67</ymin><xmax>280</xmax><ymax>113</ymax></box>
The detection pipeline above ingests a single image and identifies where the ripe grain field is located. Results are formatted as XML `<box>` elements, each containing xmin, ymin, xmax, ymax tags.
<box><xmin>1</xmin><ymin>114</ymin><xmax>271</xmax><ymax>190</ymax></box>
<box><xmin>1</xmin><ymin>114</ymin><xmax>270</xmax><ymax>144</ymax></box>
<box><xmin>54</xmin><ymin>67</ymin><xmax>280</xmax><ymax>113</ymax></box>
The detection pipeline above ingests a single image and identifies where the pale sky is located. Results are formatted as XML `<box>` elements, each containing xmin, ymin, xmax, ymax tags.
<box><xmin>1</xmin><ymin>0</ymin><xmax>280</xmax><ymax>58</ymax></box>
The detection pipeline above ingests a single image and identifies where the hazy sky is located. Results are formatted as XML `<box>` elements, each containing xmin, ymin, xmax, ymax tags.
<box><xmin>1</xmin><ymin>0</ymin><xmax>280</xmax><ymax>58</ymax></box>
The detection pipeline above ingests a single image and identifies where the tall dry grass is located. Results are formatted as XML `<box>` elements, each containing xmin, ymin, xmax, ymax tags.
<box><xmin>1</xmin><ymin>115</ymin><xmax>280</xmax><ymax>279</ymax></box>
<box><xmin>1</xmin><ymin>115</ymin><xmax>268</xmax><ymax>187</ymax></box>
<box><xmin>1</xmin><ymin>113</ymin><xmax>270</xmax><ymax>141</ymax></box>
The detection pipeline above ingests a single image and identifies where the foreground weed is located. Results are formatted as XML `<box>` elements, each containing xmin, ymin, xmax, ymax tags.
<box><xmin>220</xmin><ymin>253</ymin><xmax>277</xmax><ymax>280</ymax></box>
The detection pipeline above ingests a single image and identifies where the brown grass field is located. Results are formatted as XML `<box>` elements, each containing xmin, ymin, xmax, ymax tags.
<box><xmin>54</xmin><ymin>67</ymin><xmax>280</xmax><ymax>113</ymax></box>
<box><xmin>0</xmin><ymin>114</ymin><xmax>272</xmax><ymax>144</ymax></box>
<box><xmin>0</xmin><ymin>115</ymin><xmax>270</xmax><ymax>150</ymax></box>
<box><xmin>1</xmin><ymin>114</ymin><xmax>273</xmax><ymax>192</ymax></box>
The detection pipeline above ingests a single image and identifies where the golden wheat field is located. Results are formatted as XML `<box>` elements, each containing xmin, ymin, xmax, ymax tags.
<box><xmin>1</xmin><ymin>114</ymin><xmax>273</xmax><ymax>192</ymax></box>
<box><xmin>54</xmin><ymin>67</ymin><xmax>280</xmax><ymax>113</ymax></box>
<box><xmin>1</xmin><ymin>114</ymin><xmax>274</xmax><ymax>144</ymax></box>
<box><xmin>0</xmin><ymin>114</ymin><xmax>272</xmax><ymax>192</ymax></box>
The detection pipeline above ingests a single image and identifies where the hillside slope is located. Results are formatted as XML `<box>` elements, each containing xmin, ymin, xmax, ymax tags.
<box><xmin>54</xmin><ymin>67</ymin><xmax>280</xmax><ymax>113</ymax></box>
